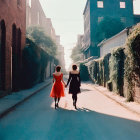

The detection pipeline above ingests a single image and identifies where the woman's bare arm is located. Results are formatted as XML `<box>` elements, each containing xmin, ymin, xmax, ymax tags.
<box><xmin>66</xmin><ymin>72</ymin><xmax>71</xmax><ymax>86</ymax></box>
<box><xmin>61</xmin><ymin>74</ymin><xmax>66</xmax><ymax>86</ymax></box>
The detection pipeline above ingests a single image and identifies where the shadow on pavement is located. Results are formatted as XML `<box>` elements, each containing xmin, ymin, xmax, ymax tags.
<box><xmin>47</xmin><ymin>106</ymin><xmax>140</xmax><ymax>140</ymax></box>
<box><xmin>1</xmin><ymin>85</ymin><xmax>140</xmax><ymax>140</ymax></box>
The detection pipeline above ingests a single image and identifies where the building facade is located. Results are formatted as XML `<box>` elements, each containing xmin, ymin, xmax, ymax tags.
<box><xmin>26</xmin><ymin>0</ymin><xmax>46</xmax><ymax>27</ymax></box>
<box><xmin>77</xmin><ymin>35</ymin><xmax>84</xmax><ymax>48</ymax></box>
<box><xmin>26</xmin><ymin>0</ymin><xmax>66</xmax><ymax>73</ymax></box>
<box><xmin>75</xmin><ymin>35</ymin><xmax>84</xmax><ymax>60</ymax></box>
<box><xmin>26</xmin><ymin>0</ymin><xmax>57</xmax><ymax>43</ymax></box>
<box><xmin>0</xmin><ymin>0</ymin><xmax>26</xmax><ymax>95</ymax></box>
<box><xmin>98</xmin><ymin>28</ymin><xmax>129</xmax><ymax>57</ymax></box>
<box><xmin>83</xmin><ymin>0</ymin><xmax>140</xmax><ymax>59</ymax></box>
<box><xmin>56</xmin><ymin>35</ymin><xmax>66</xmax><ymax>72</ymax></box>
<box><xmin>134</xmin><ymin>15</ymin><xmax>140</xmax><ymax>24</ymax></box>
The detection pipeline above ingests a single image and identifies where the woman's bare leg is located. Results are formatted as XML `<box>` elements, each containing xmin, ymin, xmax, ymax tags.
<box><xmin>57</xmin><ymin>98</ymin><xmax>60</xmax><ymax>107</ymax></box>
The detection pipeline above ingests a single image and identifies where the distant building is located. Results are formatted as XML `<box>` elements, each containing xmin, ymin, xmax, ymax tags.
<box><xmin>82</xmin><ymin>0</ymin><xmax>140</xmax><ymax>60</ymax></box>
<box><xmin>75</xmin><ymin>35</ymin><xmax>84</xmax><ymax>60</ymax></box>
<box><xmin>26</xmin><ymin>0</ymin><xmax>46</xmax><ymax>27</ymax></box>
<box><xmin>26</xmin><ymin>0</ymin><xmax>59</xmax><ymax>44</ymax></box>
<box><xmin>45</xmin><ymin>18</ymin><xmax>57</xmax><ymax>42</ymax></box>
<box><xmin>98</xmin><ymin>28</ymin><xmax>130</xmax><ymax>57</ymax></box>
<box><xmin>56</xmin><ymin>36</ymin><xmax>66</xmax><ymax>72</ymax></box>
<box><xmin>0</xmin><ymin>0</ymin><xmax>26</xmax><ymax>95</ymax></box>
<box><xmin>26</xmin><ymin>0</ymin><xmax>66</xmax><ymax>75</ymax></box>
<box><xmin>77</xmin><ymin>35</ymin><xmax>84</xmax><ymax>48</ymax></box>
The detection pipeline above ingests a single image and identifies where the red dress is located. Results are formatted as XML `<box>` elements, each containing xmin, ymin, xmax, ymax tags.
<box><xmin>50</xmin><ymin>73</ymin><xmax>65</xmax><ymax>98</ymax></box>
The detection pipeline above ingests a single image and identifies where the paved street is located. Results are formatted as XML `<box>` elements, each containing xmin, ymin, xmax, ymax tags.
<box><xmin>1</xmin><ymin>82</ymin><xmax>140</xmax><ymax>140</ymax></box>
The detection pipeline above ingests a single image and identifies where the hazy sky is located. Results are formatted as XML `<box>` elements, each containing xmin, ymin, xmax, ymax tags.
<box><xmin>39</xmin><ymin>0</ymin><xmax>140</xmax><ymax>70</ymax></box>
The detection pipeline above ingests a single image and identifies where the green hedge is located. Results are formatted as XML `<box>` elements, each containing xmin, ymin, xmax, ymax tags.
<box><xmin>103</xmin><ymin>53</ymin><xmax>111</xmax><ymax>87</ymax></box>
<box><xmin>79</xmin><ymin>62</ymin><xmax>89</xmax><ymax>81</ymax></box>
<box><xmin>87</xmin><ymin>53</ymin><xmax>111</xmax><ymax>86</ymax></box>
<box><xmin>21</xmin><ymin>38</ymin><xmax>52</xmax><ymax>89</ymax></box>
<box><xmin>86</xmin><ymin>46</ymin><xmax>125</xmax><ymax>95</ymax></box>
<box><xmin>86</xmin><ymin>46</ymin><xmax>125</xmax><ymax>96</ymax></box>
<box><xmin>109</xmin><ymin>47</ymin><xmax>125</xmax><ymax>96</ymax></box>
<box><xmin>86</xmin><ymin>23</ymin><xmax>140</xmax><ymax>102</ymax></box>
<box><xmin>124</xmin><ymin>24</ymin><xmax>140</xmax><ymax>101</ymax></box>
<box><xmin>88</xmin><ymin>60</ymin><xmax>97</xmax><ymax>83</ymax></box>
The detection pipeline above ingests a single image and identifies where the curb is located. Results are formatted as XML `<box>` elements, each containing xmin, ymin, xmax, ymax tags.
<box><xmin>0</xmin><ymin>81</ymin><xmax>52</xmax><ymax>119</ymax></box>
<box><xmin>93</xmin><ymin>85</ymin><xmax>140</xmax><ymax>118</ymax></box>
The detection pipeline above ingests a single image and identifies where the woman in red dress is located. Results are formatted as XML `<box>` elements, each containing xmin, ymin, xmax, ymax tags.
<box><xmin>50</xmin><ymin>65</ymin><xmax>65</xmax><ymax>109</ymax></box>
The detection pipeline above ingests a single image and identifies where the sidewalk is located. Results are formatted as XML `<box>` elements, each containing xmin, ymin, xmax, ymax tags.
<box><xmin>0</xmin><ymin>78</ymin><xmax>52</xmax><ymax>118</ymax></box>
<box><xmin>64</xmin><ymin>77</ymin><xmax>140</xmax><ymax>117</ymax></box>
<box><xmin>91</xmin><ymin>84</ymin><xmax>140</xmax><ymax>117</ymax></box>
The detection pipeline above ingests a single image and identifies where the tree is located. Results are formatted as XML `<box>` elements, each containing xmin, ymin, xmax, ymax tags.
<box><xmin>71</xmin><ymin>46</ymin><xmax>83</xmax><ymax>62</ymax></box>
<box><xmin>95</xmin><ymin>17</ymin><xmax>125</xmax><ymax>44</ymax></box>
<box><xmin>26</xmin><ymin>26</ymin><xmax>57</xmax><ymax>56</ymax></box>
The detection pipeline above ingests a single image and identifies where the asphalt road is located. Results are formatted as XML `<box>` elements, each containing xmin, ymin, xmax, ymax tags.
<box><xmin>0</xmin><ymin>83</ymin><xmax>140</xmax><ymax>140</ymax></box>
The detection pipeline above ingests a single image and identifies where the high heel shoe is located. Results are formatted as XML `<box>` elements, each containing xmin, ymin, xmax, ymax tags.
<box><xmin>56</xmin><ymin>103</ymin><xmax>59</xmax><ymax>108</ymax></box>
<box><xmin>55</xmin><ymin>104</ymin><xmax>57</xmax><ymax>109</ymax></box>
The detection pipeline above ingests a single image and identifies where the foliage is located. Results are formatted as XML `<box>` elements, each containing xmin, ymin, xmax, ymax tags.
<box><xmin>124</xmin><ymin>23</ymin><xmax>140</xmax><ymax>101</ymax></box>
<box><xmin>26</xmin><ymin>26</ymin><xmax>57</xmax><ymax>56</ymax></box>
<box><xmin>87</xmin><ymin>60</ymin><xmax>97</xmax><ymax>83</ymax></box>
<box><xmin>103</xmin><ymin>53</ymin><xmax>111</xmax><ymax>87</ymax></box>
<box><xmin>86</xmin><ymin>46</ymin><xmax>125</xmax><ymax>95</ymax></box>
<box><xmin>109</xmin><ymin>47</ymin><xmax>125</xmax><ymax>96</ymax></box>
<box><xmin>87</xmin><ymin>53</ymin><xmax>111</xmax><ymax>86</ymax></box>
<box><xmin>21</xmin><ymin>37</ymin><xmax>51</xmax><ymax>88</ymax></box>
<box><xmin>87</xmin><ymin>46</ymin><xmax>125</xmax><ymax>96</ymax></box>
<box><xmin>83</xmin><ymin>23</ymin><xmax>140</xmax><ymax>102</ymax></box>
<box><xmin>88</xmin><ymin>58</ymin><xmax>104</xmax><ymax>85</ymax></box>
<box><xmin>98</xmin><ymin>59</ymin><xmax>104</xmax><ymax>86</ymax></box>
<box><xmin>79</xmin><ymin>62</ymin><xmax>89</xmax><ymax>81</ymax></box>
<box><xmin>95</xmin><ymin>17</ymin><xmax>125</xmax><ymax>44</ymax></box>
<box><xmin>71</xmin><ymin>46</ymin><xmax>83</xmax><ymax>62</ymax></box>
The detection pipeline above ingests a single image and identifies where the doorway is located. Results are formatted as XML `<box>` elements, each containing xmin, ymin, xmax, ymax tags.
<box><xmin>0</xmin><ymin>20</ymin><xmax>6</xmax><ymax>90</ymax></box>
<box><xmin>12</xmin><ymin>24</ymin><xmax>17</xmax><ymax>91</ymax></box>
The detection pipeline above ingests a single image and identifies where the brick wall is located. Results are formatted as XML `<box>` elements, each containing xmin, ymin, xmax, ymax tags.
<box><xmin>0</xmin><ymin>0</ymin><xmax>26</xmax><ymax>94</ymax></box>
<box><xmin>26</xmin><ymin>0</ymin><xmax>46</xmax><ymax>27</ymax></box>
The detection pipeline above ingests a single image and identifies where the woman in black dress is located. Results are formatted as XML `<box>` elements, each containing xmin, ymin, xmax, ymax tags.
<box><xmin>66</xmin><ymin>64</ymin><xmax>81</xmax><ymax>109</ymax></box>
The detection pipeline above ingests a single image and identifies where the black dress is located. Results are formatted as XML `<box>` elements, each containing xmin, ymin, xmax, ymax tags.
<box><xmin>67</xmin><ymin>72</ymin><xmax>81</xmax><ymax>94</ymax></box>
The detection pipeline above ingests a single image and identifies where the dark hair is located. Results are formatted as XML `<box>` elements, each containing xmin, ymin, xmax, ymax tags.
<box><xmin>72</xmin><ymin>64</ymin><xmax>77</xmax><ymax>70</ymax></box>
<box><xmin>56</xmin><ymin>65</ymin><xmax>61</xmax><ymax>72</ymax></box>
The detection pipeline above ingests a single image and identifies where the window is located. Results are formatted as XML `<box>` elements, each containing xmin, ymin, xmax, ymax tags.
<box><xmin>97</xmin><ymin>1</ymin><xmax>104</xmax><ymax>8</ymax></box>
<box><xmin>120</xmin><ymin>2</ymin><xmax>125</xmax><ymax>8</ymax></box>
<box><xmin>17</xmin><ymin>0</ymin><xmax>21</xmax><ymax>6</ymax></box>
<box><xmin>27</xmin><ymin>0</ymin><xmax>31</xmax><ymax>7</ymax></box>
<box><xmin>29</xmin><ymin>0</ymin><xmax>31</xmax><ymax>7</ymax></box>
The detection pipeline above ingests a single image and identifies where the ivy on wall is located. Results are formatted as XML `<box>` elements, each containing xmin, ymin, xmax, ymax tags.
<box><xmin>79</xmin><ymin>23</ymin><xmax>140</xmax><ymax>102</ymax></box>
<box><xmin>124</xmin><ymin>24</ymin><xmax>140</xmax><ymax>101</ymax></box>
